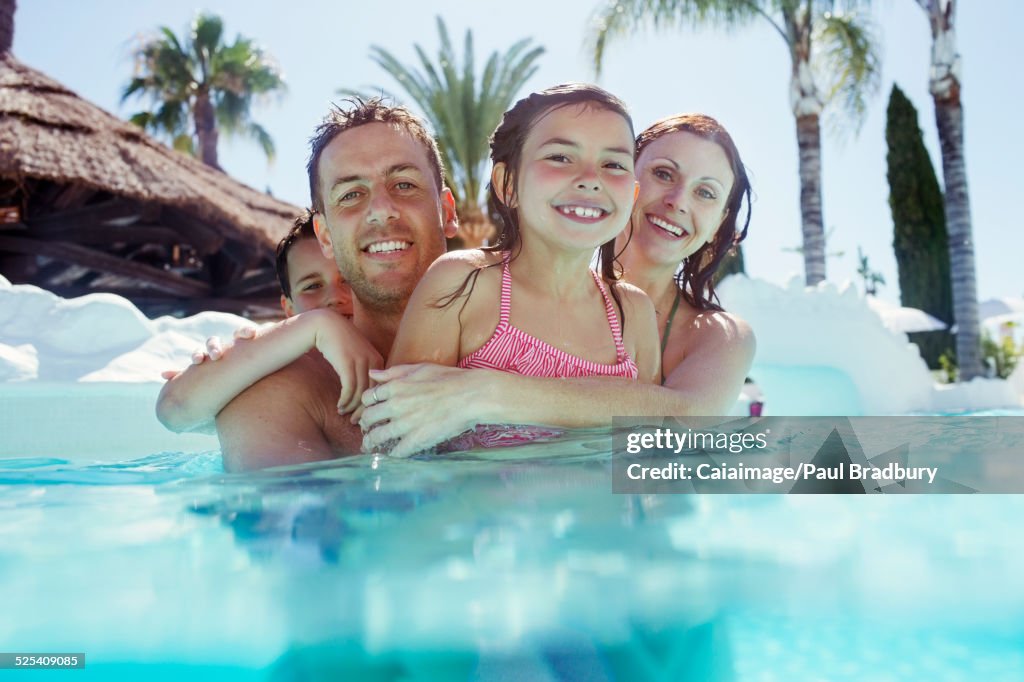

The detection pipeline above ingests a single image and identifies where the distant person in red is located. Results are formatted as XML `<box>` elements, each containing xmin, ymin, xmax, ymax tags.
<box><xmin>742</xmin><ymin>377</ymin><xmax>764</xmax><ymax>416</ymax></box>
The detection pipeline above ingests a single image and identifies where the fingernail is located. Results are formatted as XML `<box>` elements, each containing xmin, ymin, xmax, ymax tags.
<box><xmin>369</xmin><ymin>369</ymin><xmax>384</xmax><ymax>377</ymax></box>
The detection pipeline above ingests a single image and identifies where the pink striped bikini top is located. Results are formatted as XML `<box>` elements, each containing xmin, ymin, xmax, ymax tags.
<box><xmin>457</xmin><ymin>258</ymin><xmax>639</xmax><ymax>379</ymax></box>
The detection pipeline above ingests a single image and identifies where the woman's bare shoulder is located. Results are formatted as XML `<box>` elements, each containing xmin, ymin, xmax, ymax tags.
<box><xmin>676</xmin><ymin>305</ymin><xmax>755</xmax><ymax>353</ymax></box>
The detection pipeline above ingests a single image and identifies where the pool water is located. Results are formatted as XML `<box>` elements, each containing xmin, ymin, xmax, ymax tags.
<box><xmin>2</xmin><ymin>429</ymin><xmax>1023</xmax><ymax>681</ymax></box>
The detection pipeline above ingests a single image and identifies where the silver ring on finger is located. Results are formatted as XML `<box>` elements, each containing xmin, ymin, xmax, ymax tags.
<box><xmin>372</xmin><ymin>386</ymin><xmax>381</xmax><ymax>405</ymax></box>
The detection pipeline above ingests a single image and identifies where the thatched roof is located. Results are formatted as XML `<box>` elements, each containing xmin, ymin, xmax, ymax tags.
<box><xmin>0</xmin><ymin>51</ymin><xmax>301</xmax><ymax>317</ymax></box>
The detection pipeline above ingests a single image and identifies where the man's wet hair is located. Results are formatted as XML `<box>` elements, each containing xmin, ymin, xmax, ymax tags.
<box><xmin>306</xmin><ymin>96</ymin><xmax>446</xmax><ymax>212</ymax></box>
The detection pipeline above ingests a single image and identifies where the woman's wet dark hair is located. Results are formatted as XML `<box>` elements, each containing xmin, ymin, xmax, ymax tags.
<box><xmin>635</xmin><ymin>113</ymin><xmax>752</xmax><ymax>312</ymax></box>
<box><xmin>438</xmin><ymin>82</ymin><xmax>635</xmax><ymax>318</ymax></box>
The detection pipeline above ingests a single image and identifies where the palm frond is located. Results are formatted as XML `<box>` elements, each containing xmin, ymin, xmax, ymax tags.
<box><xmin>191</xmin><ymin>13</ymin><xmax>224</xmax><ymax>74</ymax></box>
<box><xmin>814</xmin><ymin>9</ymin><xmax>880</xmax><ymax>131</ymax></box>
<box><xmin>172</xmin><ymin>133</ymin><xmax>195</xmax><ymax>155</ymax></box>
<box><xmin>215</xmin><ymin>90</ymin><xmax>248</xmax><ymax>133</ymax></box>
<box><xmin>128</xmin><ymin>111</ymin><xmax>154</xmax><ymax>128</ymax></box>
<box><xmin>152</xmin><ymin>99</ymin><xmax>189</xmax><ymax>135</ymax></box>
<box><xmin>247</xmin><ymin>122</ymin><xmax>276</xmax><ymax>162</ymax></box>
<box><xmin>158</xmin><ymin>26</ymin><xmax>185</xmax><ymax>55</ymax></box>
<box><xmin>121</xmin><ymin>77</ymin><xmax>148</xmax><ymax>103</ymax></box>
<box><xmin>586</xmin><ymin>0</ymin><xmax>767</xmax><ymax>77</ymax></box>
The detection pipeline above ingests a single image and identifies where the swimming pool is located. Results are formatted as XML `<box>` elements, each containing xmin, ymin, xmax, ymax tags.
<box><xmin>2</xmin><ymin>387</ymin><xmax>1024</xmax><ymax>680</ymax></box>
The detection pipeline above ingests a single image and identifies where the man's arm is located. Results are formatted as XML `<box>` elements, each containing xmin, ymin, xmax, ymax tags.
<box><xmin>157</xmin><ymin>309</ymin><xmax>381</xmax><ymax>433</ymax></box>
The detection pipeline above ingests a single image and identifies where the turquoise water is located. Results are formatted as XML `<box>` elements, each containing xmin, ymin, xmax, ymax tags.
<box><xmin>921</xmin><ymin>407</ymin><xmax>1024</xmax><ymax>417</ymax></box>
<box><xmin>2</xmin><ymin>427</ymin><xmax>1024</xmax><ymax>680</ymax></box>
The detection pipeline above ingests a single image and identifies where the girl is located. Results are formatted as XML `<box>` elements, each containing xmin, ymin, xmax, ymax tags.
<box><xmin>361</xmin><ymin>113</ymin><xmax>755</xmax><ymax>456</ymax></box>
<box><xmin>370</xmin><ymin>84</ymin><xmax>660</xmax><ymax>444</ymax></box>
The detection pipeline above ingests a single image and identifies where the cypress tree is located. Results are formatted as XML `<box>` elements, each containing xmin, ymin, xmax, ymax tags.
<box><xmin>885</xmin><ymin>84</ymin><xmax>953</xmax><ymax>368</ymax></box>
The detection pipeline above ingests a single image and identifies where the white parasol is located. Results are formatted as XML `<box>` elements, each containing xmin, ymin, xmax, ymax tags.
<box><xmin>866</xmin><ymin>297</ymin><xmax>948</xmax><ymax>334</ymax></box>
<box><xmin>979</xmin><ymin>297</ymin><xmax>1024</xmax><ymax>321</ymax></box>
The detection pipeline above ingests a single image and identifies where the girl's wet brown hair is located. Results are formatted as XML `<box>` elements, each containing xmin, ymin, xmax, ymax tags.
<box><xmin>635</xmin><ymin>114</ymin><xmax>752</xmax><ymax>312</ymax></box>
<box><xmin>439</xmin><ymin>83</ymin><xmax>635</xmax><ymax>318</ymax></box>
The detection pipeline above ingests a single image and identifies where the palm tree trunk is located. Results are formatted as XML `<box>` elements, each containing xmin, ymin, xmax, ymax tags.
<box><xmin>193</xmin><ymin>90</ymin><xmax>220</xmax><ymax>169</ymax></box>
<box><xmin>934</xmin><ymin>97</ymin><xmax>981</xmax><ymax>380</ymax></box>
<box><xmin>795</xmin><ymin>112</ymin><xmax>826</xmax><ymax>286</ymax></box>
<box><xmin>0</xmin><ymin>0</ymin><xmax>15</xmax><ymax>55</ymax></box>
<box><xmin>920</xmin><ymin>0</ymin><xmax>981</xmax><ymax>380</ymax></box>
<box><xmin>455</xmin><ymin>203</ymin><xmax>496</xmax><ymax>249</ymax></box>
<box><xmin>786</xmin><ymin>7</ymin><xmax>827</xmax><ymax>287</ymax></box>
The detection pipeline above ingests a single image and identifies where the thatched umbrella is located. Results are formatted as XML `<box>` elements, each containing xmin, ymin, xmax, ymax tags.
<box><xmin>0</xmin><ymin>0</ymin><xmax>300</xmax><ymax>317</ymax></box>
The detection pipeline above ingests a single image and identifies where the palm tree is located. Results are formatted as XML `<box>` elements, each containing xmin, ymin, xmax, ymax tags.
<box><xmin>0</xmin><ymin>0</ymin><xmax>15</xmax><ymax>55</ymax></box>
<box><xmin>914</xmin><ymin>0</ymin><xmax>980</xmax><ymax>380</ymax></box>
<box><xmin>343</xmin><ymin>17</ymin><xmax>543</xmax><ymax>248</ymax></box>
<box><xmin>588</xmin><ymin>0</ymin><xmax>879</xmax><ymax>286</ymax></box>
<box><xmin>122</xmin><ymin>12</ymin><xmax>285</xmax><ymax>170</ymax></box>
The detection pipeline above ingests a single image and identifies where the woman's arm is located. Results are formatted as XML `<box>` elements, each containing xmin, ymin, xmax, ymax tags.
<box><xmin>156</xmin><ymin>308</ymin><xmax>382</xmax><ymax>433</ymax></box>
<box><xmin>361</xmin><ymin>312</ymin><xmax>754</xmax><ymax>457</ymax></box>
<box><xmin>661</xmin><ymin>311</ymin><xmax>756</xmax><ymax>413</ymax></box>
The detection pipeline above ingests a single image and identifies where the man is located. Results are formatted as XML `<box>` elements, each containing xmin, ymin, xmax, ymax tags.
<box><xmin>157</xmin><ymin>99</ymin><xmax>457</xmax><ymax>471</ymax></box>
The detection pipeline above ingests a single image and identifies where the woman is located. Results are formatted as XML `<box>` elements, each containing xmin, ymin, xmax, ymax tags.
<box><xmin>360</xmin><ymin>113</ymin><xmax>756</xmax><ymax>457</ymax></box>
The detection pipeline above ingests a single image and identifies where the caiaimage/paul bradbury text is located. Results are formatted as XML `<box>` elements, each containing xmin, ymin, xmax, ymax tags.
<box><xmin>625</xmin><ymin>461</ymin><xmax>938</xmax><ymax>485</ymax></box>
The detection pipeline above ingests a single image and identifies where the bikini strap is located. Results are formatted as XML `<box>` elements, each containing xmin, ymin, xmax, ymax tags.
<box><xmin>591</xmin><ymin>270</ymin><xmax>627</xmax><ymax>361</ymax></box>
<box><xmin>498</xmin><ymin>255</ymin><xmax>513</xmax><ymax>327</ymax></box>
<box><xmin>659</xmin><ymin>289</ymin><xmax>682</xmax><ymax>385</ymax></box>
<box><xmin>660</xmin><ymin>289</ymin><xmax>682</xmax><ymax>355</ymax></box>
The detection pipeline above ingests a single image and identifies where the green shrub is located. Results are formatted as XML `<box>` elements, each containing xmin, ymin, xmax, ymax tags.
<box><xmin>939</xmin><ymin>328</ymin><xmax>1024</xmax><ymax>381</ymax></box>
<box><xmin>981</xmin><ymin>327</ymin><xmax>1023</xmax><ymax>379</ymax></box>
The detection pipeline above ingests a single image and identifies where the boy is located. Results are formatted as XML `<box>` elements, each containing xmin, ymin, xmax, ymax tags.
<box><xmin>277</xmin><ymin>210</ymin><xmax>354</xmax><ymax>318</ymax></box>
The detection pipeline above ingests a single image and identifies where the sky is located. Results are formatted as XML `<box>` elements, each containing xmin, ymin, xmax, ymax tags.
<box><xmin>12</xmin><ymin>0</ymin><xmax>1023</xmax><ymax>303</ymax></box>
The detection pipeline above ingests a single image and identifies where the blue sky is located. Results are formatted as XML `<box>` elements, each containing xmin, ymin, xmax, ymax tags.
<box><xmin>13</xmin><ymin>0</ymin><xmax>1022</xmax><ymax>302</ymax></box>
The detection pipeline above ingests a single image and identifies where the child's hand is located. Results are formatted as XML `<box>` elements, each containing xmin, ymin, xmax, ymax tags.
<box><xmin>159</xmin><ymin>325</ymin><xmax>258</xmax><ymax>381</ymax></box>
<box><xmin>310</xmin><ymin>313</ymin><xmax>384</xmax><ymax>415</ymax></box>
<box><xmin>191</xmin><ymin>326</ymin><xmax>258</xmax><ymax>364</ymax></box>
<box><xmin>232</xmin><ymin>326</ymin><xmax>258</xmax><ymax>342</ymax></box>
